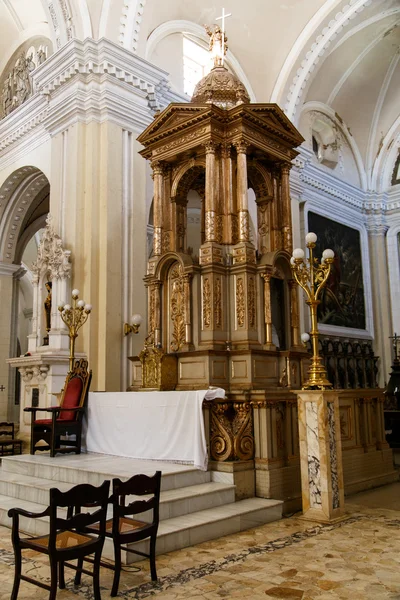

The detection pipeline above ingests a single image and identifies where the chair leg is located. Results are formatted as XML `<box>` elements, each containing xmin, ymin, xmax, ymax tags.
<box><xmin>111</xmin><ymin>541</ymin><xmax>121</xmax><ymax>597</ymax></box>
<box><xmin>49</xmin><ymin>558</ymin><xmax>58</xmax><ymax>600</ymax></box>
<box><xmin>10</xmin><ymin>544</ymin><xmax>22</xmax><ymax>600</ymax></box>
<box><xmin>74</xmin><ymin>558</ymin><xmax>83</xmax><ymax>585</ymax></box>
<box><xmin>93</xmin><ymin>549</ymin><xmax>102</xmax><ymax>600</ymax></box>
<box><xmin>30</xmin><ymin>431</ymin><xmax>35</xmax><ymax>455</ymax></box>
<box><xmin>59</xmin><ymin>561</ymin><xmax>65</xmax><ymax>589</ymax></box>
<box><xmin>150</xmin><ymin>535</ymin><xmax>157</xmax><ymax>581</ymax></box>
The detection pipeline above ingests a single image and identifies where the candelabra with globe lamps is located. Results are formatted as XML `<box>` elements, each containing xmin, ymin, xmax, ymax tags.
<box><xmin>58</xmin><ymin>289</ymin><xmax>92</xmax><ymax>372</ymax></box>
<box><xmin>290</xmin><ymin>232</ymin><xmax>335</xmax><ymax>389</ymax></box>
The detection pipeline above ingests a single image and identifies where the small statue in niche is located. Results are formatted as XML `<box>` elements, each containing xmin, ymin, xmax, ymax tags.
<box><xmin>37</xmin><ymin>47</ymin><xmax>47</xmax><ymax>66</ymax></box>
<box><xmin>43</xmin><ymin>281</ymin><xmax>52</xmax><ymax>346</ymax></box>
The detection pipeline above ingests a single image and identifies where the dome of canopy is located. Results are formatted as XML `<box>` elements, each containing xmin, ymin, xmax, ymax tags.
<box><xmin>191</xmin><ymin>65</ymin><xmax>250</xmax><ymax>109</ymax></box>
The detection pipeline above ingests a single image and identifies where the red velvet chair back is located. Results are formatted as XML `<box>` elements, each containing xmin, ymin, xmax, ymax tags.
<box><xmin>59</xmin><ymin>359</ymin><xmax>91</xmax><ymax>421</ymax></box>
<box><xmin>60</xmin><ymin>377</ymin><xmax>83</xmax><ymax>420</ymax></box>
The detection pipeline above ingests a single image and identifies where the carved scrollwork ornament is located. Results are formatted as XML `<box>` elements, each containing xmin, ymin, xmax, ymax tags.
<box><xmin>239</xmin><ymin>210</ymin><xmax>250</xmax><ymax>242</ymax></box>
<box><xmin>232</xmin><ymin>402</ymin><xmax>254</xmax><ymax>460</ymax></box>
<box><xmin>236</xmin><ymin>277</ymin><xmax>245</xmax><ymax>327</ymax></box>
<box><xmin>169</xmin><ymin>264</ymin><xmax>185</xmax><ymax>352</ymax></box>
<box><xmin>31</xmin><ymin>214</ymin><xmax>71</xmax><ymax>281</ymax></box>
<box><xmin>205</xmin><ymin>210</ymin><xmax>217</xmax><ymax>240</ymax></box>
<box><xmin>210</xmin><ymin>403</ymin><xmax>233</xmax><ymax>461</ymax></box>
<box><xmin>203</xmin><ymin>277</ymin><xmax>211</xmax><ymax>329</ymax></box>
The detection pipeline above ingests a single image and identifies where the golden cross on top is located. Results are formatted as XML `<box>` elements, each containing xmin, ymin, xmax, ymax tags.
<box><xmin>215</xmin><ymin>7</ymin><xmax>232</xmax><ymax>36</ymax></box>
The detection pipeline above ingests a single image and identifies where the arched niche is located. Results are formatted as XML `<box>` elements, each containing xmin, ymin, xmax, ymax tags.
<box><xmin>271</xmin><ymin>256</ymin><xmax>292</xmax><ymax>351</ymax></box>
<box><xmin>247</xmin><ymin>162</ymin><xmax>273</xmax><ymax>256</ymax></box>
<box><xmin>172</xmin><ymin>163</ymin><xmax>205</xmax><ymax>254</ymax></box>
<box><xmin>187</xmin><ymin>190</ymin><xmax>202</xmax><ymax>261</ymax></box>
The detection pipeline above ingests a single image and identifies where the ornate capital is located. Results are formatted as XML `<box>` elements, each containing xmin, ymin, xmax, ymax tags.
<box><xmin>234</xmin><ymin>140</ymin><xmax>250</xmax><ymax>154</ymax></box>
<box><xmin>151</xmin><ymin>160</ymin><xmax>165</xmax><ymax>176</ymax></box>
<box><xmin>261</xmin><ymin>272</ymin><xmax>272</xmax><ymax>284</ymax></box>
<box><xmin>204</xmin><ymin>141</ymin><xmax>217</xmax><ymax>155</ymax></box>
<box><xmin>220</xmin><ymin>144</ymin><xmax>232</xmax><ymax>159</ymax></box>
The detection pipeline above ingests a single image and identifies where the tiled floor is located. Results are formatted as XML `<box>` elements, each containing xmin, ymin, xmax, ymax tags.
<box><xmin>1</xmin><ymin>484</ymin><xmax>400</xmax><ymax>600</ymax></box>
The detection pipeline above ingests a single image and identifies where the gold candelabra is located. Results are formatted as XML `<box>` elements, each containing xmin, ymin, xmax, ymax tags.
<box><xmin>58</xmin><ymin>289</ymin><xmax>92</xmax><ymax>372</ymax></box>
<box><xmin>291</xmin><ymin>232</ymin><xmax>335</xmax><ymax>390</ymax></box>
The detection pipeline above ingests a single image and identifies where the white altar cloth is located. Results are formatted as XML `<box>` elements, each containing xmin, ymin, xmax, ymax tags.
<box><xmin>85</xmin><ymin>389</ymin><xmax>225</xmax><ymax>470</ymax></box>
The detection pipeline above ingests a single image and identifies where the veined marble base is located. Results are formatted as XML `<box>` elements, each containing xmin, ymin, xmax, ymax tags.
<box><xmin>296</xmin><ymin>390</ymin><xmax>345</xmax><ymax>523</ymax></box>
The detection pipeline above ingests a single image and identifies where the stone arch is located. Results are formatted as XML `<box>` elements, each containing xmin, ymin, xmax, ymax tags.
<box><xmin>271</xmin><ymin>0</ymin><xmax>373</xmax><ymax>122</ymax></box>
<box><xmin>0</xmin><ymin>166</ymin><xmax>49</xmax><ymax>264</ymax></box>
<box><xmin>145</xmin><ymin>20</ymin><xmax>256</xmax><ymax>102</ymax></box>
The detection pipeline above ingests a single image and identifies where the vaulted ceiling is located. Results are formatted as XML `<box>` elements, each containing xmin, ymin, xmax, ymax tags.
<box><xmin>1</xmin><ymin>0</ymin><xmax>399</xmax><ymax>190</ymax></box>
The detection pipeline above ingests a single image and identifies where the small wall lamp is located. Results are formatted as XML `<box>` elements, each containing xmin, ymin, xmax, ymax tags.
<box><xmin>301</xmin><ymin>332</ymin><xmax>310</xmax><ymax>347</ymax></box>
<box><xmin>124</xmin><ymin>314</ymin><xmax>143</xmax><ymax>336</ymax></box>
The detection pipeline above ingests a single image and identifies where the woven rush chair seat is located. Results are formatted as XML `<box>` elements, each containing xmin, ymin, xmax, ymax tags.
<box><xmin>82</xmin><ymin>471</ymin><xmax>161</xmax><ymax>597</ymax></box>
<box><xmin>8</xmin><ymin>480</ymin><xmax>110</xmax><ymax>600</ymax></box>
<box><xmin>26</xmin><ymin>530</ymin><xmax>95</xmax><ymax>550</ymax></box>
<box><xmin>90</xmin><ymin>515</ymin><xmax>150</xmax><ymax>535</ymax></box>
<box><xmin>24</xmin><ymin>358</ymin><xmax>92</xmax><ymax>457</ymax></box>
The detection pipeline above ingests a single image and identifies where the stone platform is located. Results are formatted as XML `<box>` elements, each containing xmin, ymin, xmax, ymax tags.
<box><xmin>0</xmin><ymin>453</ymin><xmax>282</xmax><ymax>562</ymax></box>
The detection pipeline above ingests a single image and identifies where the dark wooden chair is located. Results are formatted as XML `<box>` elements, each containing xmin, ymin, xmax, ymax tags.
<box><xmin>84</xmin><ymin>471</ymin><xmax>161</xmax><ymax>596</ymax></box>
<box><xmin>8</xmin><ymin>479</ymin><xmax>110</xmax><ymax>600</ymax></box>
<box><xmin>24</xmin><ymin>358</ymin><xmax>92</xmax><ymax>457</ymax></box>
<box><xmin>0</xmin><ymin>422</ymin><xmax>22</xmax><ymax>456</ymax></box>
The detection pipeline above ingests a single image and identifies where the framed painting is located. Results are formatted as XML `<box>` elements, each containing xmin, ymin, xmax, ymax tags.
<box><xmin>308</xmin><ymin>212</ymin><xmax>366</xmax><ymax>330</ymax></box>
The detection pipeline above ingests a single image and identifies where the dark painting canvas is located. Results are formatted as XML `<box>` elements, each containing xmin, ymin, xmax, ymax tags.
<box><xmin>308</xmin><ymin>212</ymin><xmax>366</xmax><ymax>329</ymax></box>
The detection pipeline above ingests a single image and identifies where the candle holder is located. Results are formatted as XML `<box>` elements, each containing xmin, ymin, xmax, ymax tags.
<box><xmin>291</xmin><ymin>232</ymin><xmax>335</xmax><ymax>389</ymax></box>
<box><xmin>58</xmin><ymin>289</ymin><xmax>92</xmax><ymax>372</ymax></box>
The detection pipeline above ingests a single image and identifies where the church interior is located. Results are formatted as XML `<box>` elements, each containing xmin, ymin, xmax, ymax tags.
<box><xmin>0</xmin><ymin>0</ymin><xmax>400</xmax><ymax>598</ymax></box>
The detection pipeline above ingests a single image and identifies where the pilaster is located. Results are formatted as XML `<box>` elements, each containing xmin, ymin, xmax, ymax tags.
<box><xmin>366</xmin><ymin>221</ymin><xmax>391</xmax><ymax>386</ymax></box>
<box><xmin>0</xmin><ymin>263</ymin><xmax>22</xmax><ymax>420</ymax></box>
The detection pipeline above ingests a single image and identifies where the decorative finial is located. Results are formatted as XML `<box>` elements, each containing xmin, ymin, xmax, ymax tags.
<box><xmin>204</xmin><ymin>8</ymin><xmax>232</xmax><ymax>68</ymax></box>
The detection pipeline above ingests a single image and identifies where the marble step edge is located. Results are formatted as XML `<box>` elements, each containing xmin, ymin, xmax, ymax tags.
<box><xmin>0</xmin><ymin>494</ymin><xmax>282</xmax><ymax>535</ymax></box>
<box><xmin>0</xmin><ymin>495</ymin><xmax>283</xmax><ymax>564</ymax></box>
<box><xmin>1</xmin><ymin>456</ymin><xmax>210</xmax><ymax>491</ymax></box>
<box><xmin>0</xmin><ymin>473</ymin><xmax>236</xmax><ymax>520</ymax></box>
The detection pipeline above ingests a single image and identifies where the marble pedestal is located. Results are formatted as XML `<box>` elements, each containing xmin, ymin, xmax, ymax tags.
<box><xmin>296</xmin><ymin>390</ymin><xmax>345</xmax><ymax>523</ymax></box>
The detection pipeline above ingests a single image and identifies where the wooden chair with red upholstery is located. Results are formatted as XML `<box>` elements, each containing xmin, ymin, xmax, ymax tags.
<box><xmin>24</xmin><ymin>358</ymin><xmax>92</xmax><ymax>457</ymax></box>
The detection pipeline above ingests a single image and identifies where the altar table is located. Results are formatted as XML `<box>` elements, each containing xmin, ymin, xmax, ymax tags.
<box><xmin>85</xmin><ymin>389</ymin><xmax>225</xmax><ymax>470</ymax></box>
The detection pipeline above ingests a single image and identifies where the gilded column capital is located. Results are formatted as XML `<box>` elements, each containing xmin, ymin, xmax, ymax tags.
<box><xmin>151</xmin><ymin>160</ymin><xmax>166</xmax><ymax>176</ymax></box>
<box><xmin>281</xmin><ymin>163</ymin><xmax>291</xmax><ymax>175</ymax></box>
<box><xmin>204</xmin><ymin>141</ymin><xmax>218</xmax><ymax>155</ymax></box>
<box><xmin>261</xmin><ymin>271</ymin><xmax>272</xmax><ymax>284</ymax></box>
<box><xmin>220</xmin><ymin>144</ymin><xmax>232</xmax><ymax>159</ymax></box>
<box><xmin>234</xmin><ymin>140</ymin><xmax>250</xmax><ymax>154</ymax></box>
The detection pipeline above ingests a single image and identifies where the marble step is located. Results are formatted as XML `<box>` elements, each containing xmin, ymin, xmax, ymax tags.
<box><xmin>0</xmin><ymin>470</ymin><xmax>236</xmax><ymax>520</ymax></box>
<box><xmin>0</xmin><ymin>493</ymin><xmax>282</xmax><ymax>562</ymax></box>
<box><xmin>1</xmin><ymin>454</ymin><xmax>210</xmax><ymax>490</ymax></box>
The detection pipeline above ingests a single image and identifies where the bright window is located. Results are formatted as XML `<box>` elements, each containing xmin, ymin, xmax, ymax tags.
<box><xmin>183</xmin><ymin>37</ymin><xmax>211</xmax><ymax>97</ymax></box>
